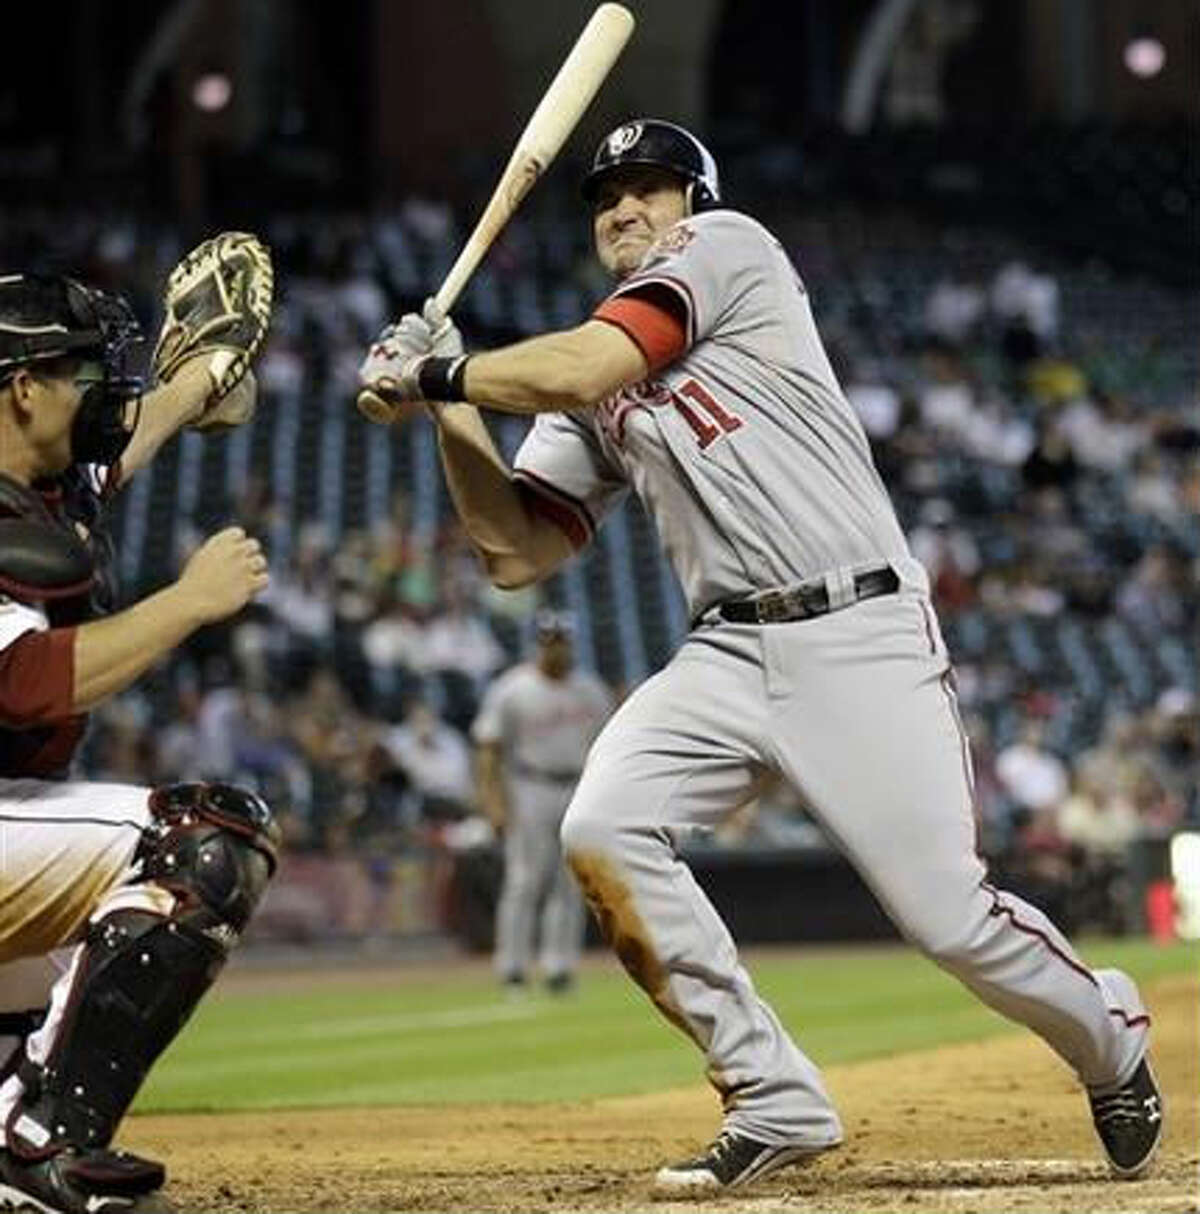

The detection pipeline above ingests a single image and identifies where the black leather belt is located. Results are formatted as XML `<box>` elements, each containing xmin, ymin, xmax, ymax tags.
<box><xmin>705</xmin><ymin>566</ymin><xmax>900</xmax><ymax>626</ymax></box>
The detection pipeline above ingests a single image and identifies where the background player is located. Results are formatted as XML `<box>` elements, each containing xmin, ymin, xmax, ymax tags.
<box><xmin>472</xmin><ymin>610</ymin><xmax>612</xmax><ymax>993</ymax></box>
<box><xmin>0</xmin><ymin>256</ymin><xmax>277</xmax><ymax>1214</ymax></box>
<box><xmin>357</xmin><ymin>120</ymin><xmax>1163</xmax><ymax>1193</ymax></box>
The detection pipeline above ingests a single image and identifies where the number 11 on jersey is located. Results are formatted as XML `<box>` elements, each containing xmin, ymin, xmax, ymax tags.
<box><xmin>673</xmin><ymin>378</ymin><xmax>743</xmax><ymax>449</ymax></box>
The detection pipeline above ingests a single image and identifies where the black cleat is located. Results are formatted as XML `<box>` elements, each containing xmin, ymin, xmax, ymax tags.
<box><xmin>1089</xmin><ymin>1058</ymin><xmax>1165</xmax><ymax>1179</ymax></box>
<box><xmin>544</xmin><ymin>972</ymin><xmax>575</xmax><ymax>995</ymax></box>
<box><xmin>0</xmin><ymin>1146</ymin><xmax>173</xmax><ymax>1214</ymax></box>
<box><xmin>652</xmin><ymin>1129</ymin><xmax>837</xmax><ymax>1194</ymax></box>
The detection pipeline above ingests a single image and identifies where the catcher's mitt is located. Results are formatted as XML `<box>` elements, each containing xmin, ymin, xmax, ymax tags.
<box><xmin>152</xmin><ymin>231</ymin><xmax>273</xmax><ymax>405</ymax></box>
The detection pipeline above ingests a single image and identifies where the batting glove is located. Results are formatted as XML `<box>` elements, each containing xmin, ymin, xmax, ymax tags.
<box><xmin>422</xmin><ymin>297</ymin><xmax>464</xmax><ymax>358</ymax></box>
<box><xmin>358</xmin><ymin>312</ymin><xmax>434</xmax><ymax>403</ymax></box>
<box><xmin>358</xmin><ymin>302</ymin><xmax>468</xmax><ymax>405</ymax></box>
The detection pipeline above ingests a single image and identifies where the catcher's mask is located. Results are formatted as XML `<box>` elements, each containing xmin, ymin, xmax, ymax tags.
<box><xmin>0</xmin><ymin>274</ymin><xmax>144</xmax><ymax>465</ymax></box>
<box><xmin>582</xmin><ymin>119</ymin><xmax>721</xmax><ymax>216</ymax></box>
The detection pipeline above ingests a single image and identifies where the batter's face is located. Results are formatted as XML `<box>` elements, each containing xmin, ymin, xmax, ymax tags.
<box><xmin>593</xmin><ymin>167</ymin><xmax>689</xmax><ymax>280</ymax></box>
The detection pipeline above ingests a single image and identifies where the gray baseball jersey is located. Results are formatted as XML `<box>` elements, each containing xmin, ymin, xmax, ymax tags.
<box><xmin>510</xmin><ymin>208</ymin><xmax>1150</xmax><ymax>1149</ymax></box>
<box><xmin>513</xmin><ymin>210</ymin><xmax>927</xmax><ymax>617</ymax></box>
<box><xmin>472</xmin><ymin>663</ymin><xmax>612</xmax><ymax>776</ymax></box>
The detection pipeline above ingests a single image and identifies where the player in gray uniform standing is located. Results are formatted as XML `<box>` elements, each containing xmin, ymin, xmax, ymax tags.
<box><xmin>472</xmin><ymin>610</ymin><xmax>612</xmax><ymax>993</ymax></box>
<box><xmin>358</xmin><ymin>120</ymin><xmax>1162</xmax><ymax>1192</ymax></box>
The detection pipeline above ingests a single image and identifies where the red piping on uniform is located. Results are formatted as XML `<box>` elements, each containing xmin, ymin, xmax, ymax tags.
<box><xmin>512</xmin><ymin>471</ymin><xmax>593</xmax><ymax>549</ymax></box>
<box><xmin>918</xmin><ymin>599</ymin><xmax>938</xmax><ymax>655</ymax></box>
<box><xmin>937</xmin><ymin>668</ymin><xmax>981</xmax><ymax>848</ymax></box>
<box><xmin>980</xmin><ymin>884</ymin><xmax>1149</xmax><ymax>1023</ymax></box>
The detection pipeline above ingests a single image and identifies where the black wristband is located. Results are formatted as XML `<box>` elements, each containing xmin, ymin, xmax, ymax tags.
<box><xmin>416</xmin><ymin>355</ymin><xmax>470</xmax><ymax>402</ymax></box>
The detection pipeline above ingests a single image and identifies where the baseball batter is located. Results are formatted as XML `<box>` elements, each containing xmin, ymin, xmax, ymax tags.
<box><xmin>0</xmin><ymin>255</ymin><xmax>277</xmax><ymax>1214</ymax></box>
<box><xmin>472</xmin><ymin>611</ymin><xmax>612</xmax><ymax>992</ymax></box>
<box><xmin>358</xmin><ymin>120</ymin><xmax>1163</xmax><ymax>1192</ymax></box>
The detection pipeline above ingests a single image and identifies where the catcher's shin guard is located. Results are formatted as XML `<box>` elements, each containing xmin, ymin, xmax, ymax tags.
<box><xmin>6</xmin><ymin>784</ymin><xmax>279</xmax><ymax>1158</ymax></box>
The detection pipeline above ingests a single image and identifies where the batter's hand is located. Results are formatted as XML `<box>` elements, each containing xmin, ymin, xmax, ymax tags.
<box><xmin>357</xmin><ymin>299</ymin><xmax>465</xmax><ymax>426</ymax></box>
<box><xmin>177</xmin><ymin>526</ymin><xmax>269</xmax><ymax>623</ymax></box>
<box><xmin>357</xmin><ymin>313</ymin><xmax>434</xmax><ymax>425</ymax></box>
<box><xmin>422</xmin><ymin>297</ymin><xmax>464</xmax><ymax>358</ymax></box>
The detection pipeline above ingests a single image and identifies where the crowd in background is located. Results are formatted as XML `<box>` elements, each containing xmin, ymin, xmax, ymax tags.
<box><xmin>5</xmin><ymin>179</ymin><xmax>1196</xmax><ymax>945</ymax></box>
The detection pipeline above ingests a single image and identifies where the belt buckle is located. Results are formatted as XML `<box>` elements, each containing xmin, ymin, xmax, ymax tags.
<box><xmin>754</xmin><ymin>589</ymin><xmax>802</xmax><ymax>624</ymax></box>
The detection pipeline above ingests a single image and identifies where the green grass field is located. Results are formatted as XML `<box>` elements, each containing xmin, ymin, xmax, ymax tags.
<box><xmin>138</xmin><ymin>938</ymin><xmax>1197</xmax><ymax>1115</ymax></box>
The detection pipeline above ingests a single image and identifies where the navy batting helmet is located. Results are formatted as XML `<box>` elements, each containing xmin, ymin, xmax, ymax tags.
<box><xmin>582</xmin><ymin>119</ymin><xmax>720</xmax><ymax>214</ymax></box>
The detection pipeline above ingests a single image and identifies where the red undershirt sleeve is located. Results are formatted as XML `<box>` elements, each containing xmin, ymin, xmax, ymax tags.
<box><xmin>593</xmin><ymin>287</ymin><xmax>689</xmax><ymax>375</ymax></box>
<box><xmin>0</xmin><ymin>627</ymin><xmax>77</xmax><ymax>725</ymax></box>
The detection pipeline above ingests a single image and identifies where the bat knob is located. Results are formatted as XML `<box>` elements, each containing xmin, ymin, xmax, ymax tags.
<box><xmin>357</xmin><ymin>389</ymin><xmax>397</xmax><ymax>425</ymax></box>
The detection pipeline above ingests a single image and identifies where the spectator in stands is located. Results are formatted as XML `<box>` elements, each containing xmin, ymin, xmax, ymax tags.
<box><xmin>924</xmin><ymin>274</ymin><xmax>985</xmax><ymax>348</ymax></box>
<box><xmin>1126</xmin><ymin>449</ymin><xmax>1182</xmax><ymax>523</ymax></box>
<box><xmin>156</xmin><ymin>682</ymin><xmax>206</xmax><ymax>782</ymax></box>
<box><xmin>424</xmin><ymin>573</ymin><xmax>506</xmax><ymax>686</ymax></box>
<box><xmin>996</xmin><ymin>717</ymin><xmax>1070</xmax><ymax>818</ymax></box>
<box><xmin>260</xmin><ymin>523</ymin><xmax>335</xmax><ymax>667</ymax></box>
<box><xmin>1056</xmin><ymin>767</ymin><xmax>1138</xmax><ymax>935</ymax></box>
<box><xmin>907</xmin><ymin>497</ymin><xmax>979</xmax><ymax>613</ymax></box>
<box><xmin>917</xmin><ymin>345</ymin><xmax>977</xmax><ymax>439</ymax></box>
<box><xmin>378</xmin><ymin>697</ymin><xmax>475</xmax><ymax>825</ymax></box>
<box><xmin>1022</xmin><ymin>418</ymin><xmax>1079</xmax><ymax>492</ymax></box>
<box><xmin>194</xmin><ymin>668</ymin><xmax>249</xmax><ymax>779</ymax></box>
<box><xmin>1058</xmin><ymin>767</ymin><xmax>1140</xmax><ymax>859</ymax></box>
<box><xmin>361</xmin><ymin>590</ymin><xmax>431</xmax><ymax>676</ymax></box>
<box><xmin>1115</xmin><ymin>544</ymin><xmax>1190</xmax><ymax>632</ymax></box>
<box><xmin>1129</xmin><ymin>767</ymin><xmax>1183</xmax><ymax>842</ymax></box>
<box><xmin>1147</xmin><ymin>689</ymin><xmax>1200</xmax><ymax>824</ymax></box>
<box><xmin>331</xmin><ymin>529</ymin><xmax>378</xmax><ymax>630</ymax></box>
<box><xmin>844</xmin><ymin>361</ymin><xmax>902</xmax><ymax>441</ymax></box>
<box><xmin>1058</xmin><ymin>390</ymin><xmax>1146</xmax><ymax>472</ymax></box>
<box><xmin>286</xmin><ymin>665</ymin><xmax>374</xmax><ymax>787</ymax></box>
<box><xmin>990</xmin><ymin>259</ymin><xmax>1059</xmax><ymax>364</ymax></box>
<box><xmin>958</xmin><ymin>393</ymin><xmax>1036</xmax><ymax>467</ymax></box>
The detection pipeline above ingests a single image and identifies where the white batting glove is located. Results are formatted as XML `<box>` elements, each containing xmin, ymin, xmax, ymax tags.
<box><xmin>422</xmin><ymin>297</ymin><xmax>464</xmax><ymax>358</ymax></box>
<box><xmin>358</xmin><ymin>312</ymin><xmax>435</xmax><ymax>404</ymax></box>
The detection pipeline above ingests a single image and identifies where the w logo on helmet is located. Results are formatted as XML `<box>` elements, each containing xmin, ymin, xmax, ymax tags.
<box><xmin>607</xmin><ymin>123</ymin><xmax>644</xmax><ymax>156</ymax></box>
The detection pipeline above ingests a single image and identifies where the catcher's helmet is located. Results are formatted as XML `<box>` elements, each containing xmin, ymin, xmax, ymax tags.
<box><xmin>582</xmin><ymin>119</ymin><xmax>720</xmax><ymax>213</ymax></box>
<box><xmin>0</xmin><ymin>274</ymin><xmax>141</xmax><ymax>381</ymax></box>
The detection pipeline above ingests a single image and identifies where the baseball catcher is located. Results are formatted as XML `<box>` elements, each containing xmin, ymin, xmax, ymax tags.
<box><xmin>0</xmin><ymin>233</ymin><xmax>277</xmax><ymax>1214</ymax></box>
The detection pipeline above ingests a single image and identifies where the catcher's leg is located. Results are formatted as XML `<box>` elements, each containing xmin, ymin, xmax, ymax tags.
<box><xmin>0</xmin><ymin>782</ymin><xmax>278</xmax><ymax>1214</ymax></box>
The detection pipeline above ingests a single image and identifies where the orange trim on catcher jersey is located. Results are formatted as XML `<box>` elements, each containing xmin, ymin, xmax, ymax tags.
<box><xmin>594</xmin><ymin>292</ymin><xmax>688</xmax><ymax>375</ymax></box>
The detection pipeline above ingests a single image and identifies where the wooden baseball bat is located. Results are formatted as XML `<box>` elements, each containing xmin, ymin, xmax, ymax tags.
<box><xmin>358</xmin><ymin>2</ymin><xmax>635</xmax><ymax>423</ymax></box>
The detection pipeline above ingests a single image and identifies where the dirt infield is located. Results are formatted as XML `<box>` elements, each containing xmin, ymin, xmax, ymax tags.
<box><xmin>130</xmin><ymin>969</ymin><xmax>1197</xmax><ymax>1213</ymax></box>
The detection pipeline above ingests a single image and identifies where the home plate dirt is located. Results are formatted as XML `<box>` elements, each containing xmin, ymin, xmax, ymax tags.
<box><xmin>128</xmin><ymin>970</ymin><xmax>1197</xmax><ymax>1213</ymax></box>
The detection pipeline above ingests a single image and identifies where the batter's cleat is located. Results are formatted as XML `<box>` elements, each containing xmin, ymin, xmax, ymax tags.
<box><xmin>1089</xmin><ymin>1057</ymin><xmax>1165</xmax><ymax>1178</ymax></box>
<box><xmin>652</xmin><ymin>1129</ymin><xmax>835</xmax><ymax>1194</ymax></box>
<box><xmin>0</xmin><ymin>1146</ymin><xmax>174</xmax><ymax>1214</ymax></box>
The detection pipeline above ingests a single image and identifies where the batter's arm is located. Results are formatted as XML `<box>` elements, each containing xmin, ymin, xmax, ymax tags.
<box><xmin>434</xmin><ymin>404</ymin><xmax>575</xmax><ymax>589</ymax></box>
<box><xmin>461</xmin><ymin>319</ymin><xmax>647</xmax><ymax>414</ymax></box>
<box><xmin>474</xmin><ymin>740</ymin><xmax>510</xmax><ymax>831</ymax></box>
